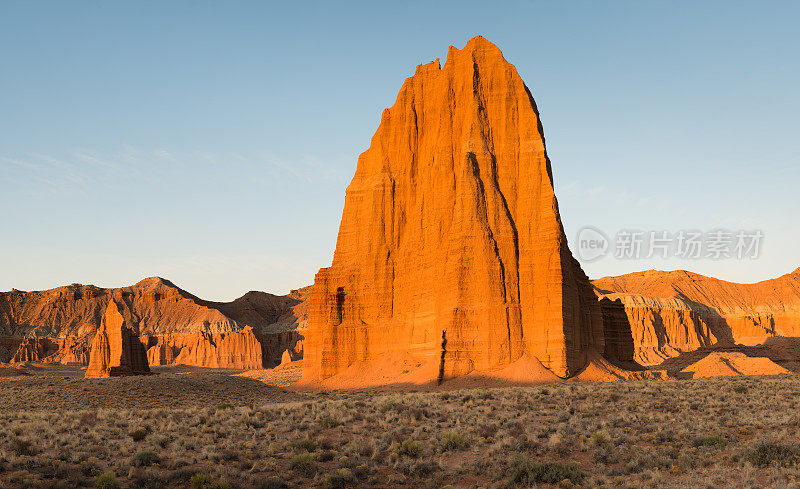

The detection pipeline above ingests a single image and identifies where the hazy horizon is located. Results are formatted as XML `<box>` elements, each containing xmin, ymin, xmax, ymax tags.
<box><xmin>2</xmin><ymin>1</ymin><xmax>798</xmax><ymax>300</ymax></box>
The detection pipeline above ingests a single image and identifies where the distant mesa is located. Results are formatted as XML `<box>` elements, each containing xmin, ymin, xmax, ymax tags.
<box><xmin>0</xmin><ymin>277</ymin><xmax>309</xmax><ymax>370</ymax></box>
<box><xmin>593</xmin><ymin>269</ymin><xmax>800</xmax><ymax>366</ymax></box>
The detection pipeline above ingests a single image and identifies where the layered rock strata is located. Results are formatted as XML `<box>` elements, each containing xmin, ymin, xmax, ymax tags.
<box><xmin>303</xmin><ymin>36</ymin><xmax>605</xmax><ymax>384</ymax></box>
<box><xmin>593</xmin><ymin>269</ymin><xmax>800</xmax><ymax>365</ymax></box>
<box><xmin>0</xmin><ymin>278</ymin><xmax>308</xmax><ymax>369</ymax></box>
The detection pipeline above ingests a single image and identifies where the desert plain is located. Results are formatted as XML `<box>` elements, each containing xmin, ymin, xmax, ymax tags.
<box><xmin>3</xmin><ymin>364</ymin><xmax>800</xmax><ymax>488</ymax></box>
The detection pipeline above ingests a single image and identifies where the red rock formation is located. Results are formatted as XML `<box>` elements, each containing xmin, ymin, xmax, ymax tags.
<box><xmin>85</xmin><ymin>301</ymin><xmax>150</xmax><ymax>378</ymax></box>
<box><xmin>142</xmin><ymin>327</ymin><xmax>265</xmax><ymax>369</ymax></box>
<box><xmin>10</xmin><ymin>336</ymin><xmax>90</xmax><ymax>364</ymax></box>
<box><xmin>593</xmin><ymin>268</ymin><xmax>800</xmax><ymax>365</ymax></box>
<box><xmin>303</xmin><ymin>36</ymin><xmax>604</xmax><ymax>384</ymax></box>
<box><xmin>0</xmin><ymin>278</ymin><xmax>308</xmax><ymax>369</ymax></box>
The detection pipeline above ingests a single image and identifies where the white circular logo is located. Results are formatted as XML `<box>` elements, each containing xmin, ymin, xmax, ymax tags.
<box><xmin>576</xmin><ymin>227</ymin><xmax>609</xmax><ymax>261</ymax></box>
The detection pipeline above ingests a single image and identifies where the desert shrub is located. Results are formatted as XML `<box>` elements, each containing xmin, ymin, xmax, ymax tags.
<box><xmin>478</xmin><ymin>423</ymin><xmax>499</xmax><ymax>439</ymax></box>
<box><xmin>381</xmin><ymin>400</ymin><xmax>406</xmax><ymax>413</ymax></box>
<box><xmin>128</xmin><ymin>427</ymin><xmax>149</xmax><ymax>442</ymax></box>
<box><xmin>289</xmin><ymin>453</ymin><xmax>317</xmax><ymax>477</ymax></box>
<box><xmin>190</xmin><ymin>473</ymin><xmax>230</xmax><ymax>489</ymax></box>
<box><xmin>408</xmin><ymin>407</ymin><xmax>429</xmax><ymax>420</ymax></box>
<box><xmin>349</xmin><ymin>439</ymin><xmax>374</xmax><ymax>458</ymax></box>
<box><xmin>317</xmin><ymin>449</ymin><xmax>336</xmax><ymax>462</ymax></box>
<box><xmin>81</xmin><ymin>460</ymin><xmax>103</xmax><ymax>477</ymax></box>
<box><xmin>10</xmin><ymin>437</ymin><xmax>38</xmax><ymax>456</ymax></box>
<box><xmin>507</xmin><ymin>455</ymin><xmax>585</xmax><ymax>487</ymax></box>
<box><xmin>694</xmin><ymin>435</ymin><xmax>728</xmax><ymax>449</ymax></box>
<box><xmin>397</xmin><ymin>459</ymin><xmax>440</xmax><ymax>477</ymax></box>
<box><xmin>166</xmin><ymin>468</ymin><xmax>197</xmax><ymax>484</ymax></box>
<box><xmin>95</xmin><ymin>472</ymin><xmax>120</xmax><ymax>489</ymax></box>
<box><xmin>745</xmin><ymin>442</ymin><xmax>799</xmax><ymax>468</ymax></box>
<box><xmin>591</xmin><ymin>430</ymin><xmax>611</xmax><ymax>447</ymax></box>
<box><xmin>594</xmin><ymin>447</ymin><xmax>616</xmax><ymax>465</ymax></box>
<box><xmin>78</xmin><ymin>412</ymin><xmax>98</xmax><ymax>427</ymax></box>
<box><xmin>129</xmin><ymin>468</ymin><xmax>164</xmax><ymax>489</ymax></box>
<box><xmin>293</xmin><ymin>436</ymin><xmax>318</xmax><ymax>453</ymax></box>
<box><xmin>318</xmin><ymin>438</ymin><xmax>336</xmax><ymax>450</ymax></box>
<box><xmin>190</xmin><ymin>474</ymin><xmax>213</xmax><ymax>489</ymax></box>
<box><xmin>131</xmin><ymin>451</ymin><xmax>161</xmax><ymax>467</ymax></box>
<box><xmin>624</xmin><ymin>458</ymin><xmax>648</xmax><ymax>474</ymax></box>
<box><xmin>441</xmin><ymin>431</ymin><xmax>471</xmax><ymax>451</ymax></box>
<box><xmin>352</xmin><ymin>463</ymin><xmax>371</xmax><ymax>479</ymax></box>
<box><xmin>209</xmin><ymin>449</ymin><xmax>239</xmax><ymax>462</ymax></box>
<box><xmin>319</xmin><ymin>416</ymin><xmax>341</xmax><ymax>428</ymax></box>
<box><xmin>396</xmin><ymin>439</ymin><xmax>422</xmax><ymax>458</ymax></box>
<box><xmin>656</xmin><ymin>430</ymin><xmax>675</xmax><ymax>443</ymax></box>
<box><xmin>322</xmin><ymin>468</ymin><xmax>356</xmax><ymax>489</ymax></box>
<box><xmin>257</xmin><ymin>477</ymin><xmax>288</xmax><ymax>489</ymax></box>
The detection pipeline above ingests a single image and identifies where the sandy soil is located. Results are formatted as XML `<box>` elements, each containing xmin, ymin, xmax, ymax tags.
<box><xmin>0</xmin><ymin>364</ymin><xmax>300</xmax><ymax>411</ymax></box>
<box><xmin>2</xmin><ymin>365</ymin><xmax>800</xmax><ymax>488</ymax></box>
<box><xmin>681</xmin><ymin>351</ymin><xmax>791</xmax><ymax>378</ymax></box>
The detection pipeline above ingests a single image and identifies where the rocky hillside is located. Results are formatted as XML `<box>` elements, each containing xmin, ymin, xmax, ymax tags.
<box><xmin>0</xmin><ymin>277</ymin><xmax>309</xmax><ymax>368</ymax></box>
<box><xmin>593</xmin><ymin>268</ymin><xmax>800</xmax><ymax>365</ymax></box>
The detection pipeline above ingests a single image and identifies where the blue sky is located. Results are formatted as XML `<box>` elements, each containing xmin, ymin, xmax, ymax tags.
<box><xmin>1</xmin><ymin>1</ymin><xmax>798</xmax><ymax>300</ymax></box>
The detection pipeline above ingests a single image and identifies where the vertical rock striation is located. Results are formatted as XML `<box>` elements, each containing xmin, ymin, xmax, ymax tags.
<box><xmin>303</xmin><ymin>36</ymin><xmax>604</xmax><ymax>384</ymax></box>
<box><xmin>85</xmin><ymin>301</ymin><xmax>150</xmax><ymax>378</ymax></box>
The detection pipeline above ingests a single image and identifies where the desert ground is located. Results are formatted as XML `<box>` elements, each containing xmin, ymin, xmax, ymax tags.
<box><xmin>2</xmin><ymin>365</ymin><xmax>800</xmax><ymax>489</ymax></box>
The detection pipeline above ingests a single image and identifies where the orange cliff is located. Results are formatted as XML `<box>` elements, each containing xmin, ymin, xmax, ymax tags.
<box><xmin>0</xmin><ymin>278</ymin><xmax>308</xmax><ymax>369</ymax></box>
<box><xmin>593</xmin><ymin>268</ymin><xmax>800</xmax><ymax>365</ymax></box>
<box><xmin>302</xmin><ymin>36</ymin><xmax>618</xmax><ymax>386</ymax></box>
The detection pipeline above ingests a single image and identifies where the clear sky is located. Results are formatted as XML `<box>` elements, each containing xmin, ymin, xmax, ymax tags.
<box><xmin>1</xmin><ymin>1</ymin><xmax>798</xmax><ymax>300</ymax></box>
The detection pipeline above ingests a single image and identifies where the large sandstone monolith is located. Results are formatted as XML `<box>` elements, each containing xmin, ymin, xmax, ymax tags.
<box><xmin>85</xmin><ymin>301</ymin><xmax>150</xmax><ymax>378</ymax></box>
<box><xmin>302</xmin><ymin>36</ymin><xmax>604</xmax><ymax>385</ymax></box>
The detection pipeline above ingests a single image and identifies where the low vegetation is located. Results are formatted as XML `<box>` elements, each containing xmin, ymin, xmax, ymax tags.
<box><xmin>1</xmin><ymin>370</ymin><xmax>800</xmax><ymax>487</ymax></box>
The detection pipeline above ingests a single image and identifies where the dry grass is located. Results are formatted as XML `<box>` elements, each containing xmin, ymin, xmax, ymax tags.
<box><xmin>2</xmin><ymin>366</ymin><xmax>800</xmax><ymax>487</ymax></box>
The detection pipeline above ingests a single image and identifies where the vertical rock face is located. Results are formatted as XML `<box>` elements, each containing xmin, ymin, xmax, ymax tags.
<box><xmin>303</xmin><ymin>36</ymin><xmax>604</xmax><ymax>383</ymax></box>
<box><xmin>85</xmin><ymin>301</ymin><xmax>150</xmax><ymax>378</ymax></box>
<box><xmin>142</xmin><ymin>327</ymin><xmax>266</xmax><ymax>369</ymax></box>
<box><xmin>598</xmin><ymin>298</ymin><xmax>635</xmax><ymax>363</ymax></box>
<box><xmin>10</xmin><ymin>337</ymin><xmax>90</xmax><ymax>364</ymax></box>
